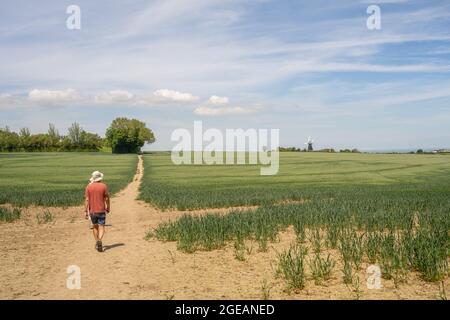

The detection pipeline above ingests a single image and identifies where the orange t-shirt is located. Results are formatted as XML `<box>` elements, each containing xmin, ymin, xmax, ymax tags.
<box><xmin>85</xmin><ymin>182</ymin><xmax>109</xmax><ymax>214</ymax></box>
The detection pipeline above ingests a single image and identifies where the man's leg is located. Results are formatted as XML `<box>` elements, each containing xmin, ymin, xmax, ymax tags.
<box><xmin>93</xmin><ymin>225</ymin><xmax>103</xmax><ymax>252</ymax></box>
<box><xmin>92</xmin><ymin>214</ymin><xmax>106</xmax><ymax>252</ymax></box>
<box><xmin>98</xmin><ymin>225</ymin><xmax>105</xmax><ymax>241</ymax></box>
<box><xmin>96</xmin><ymin>225</ymin><xmax>104</xmax><ymax>252</ymax></box>
<box><xmin>92</xmin><ymin>225</ymin><xmax>99</xmax><ymax>241</ymax></box>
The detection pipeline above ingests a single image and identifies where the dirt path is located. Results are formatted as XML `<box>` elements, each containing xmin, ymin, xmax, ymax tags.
<box><xmin>0</xmin><ymin>156</ymin><xmax>447</xmax><ymax>300</ymax></box>
<box><xmin>0</xmin><ymin>155</ymin><xmax>273</xmax><ymax>299</ymax></box>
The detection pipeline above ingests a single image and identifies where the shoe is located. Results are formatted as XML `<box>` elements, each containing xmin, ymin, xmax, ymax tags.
<box><xmin>96</xmin><ymin>240</ymin><xmax>103</xmax><ymax>252</ymax></box>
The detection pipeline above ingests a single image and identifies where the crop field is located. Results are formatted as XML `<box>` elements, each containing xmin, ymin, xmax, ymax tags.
<box><xmin>140</xmin><ymin>152</ymin><xmax>450</xmax><ymax>210</ymax></box>
<box><xmin>0</xmin><ymin>153</ymin><xmax>138</xmax><ymax>207</ymax></box>
<box><xmin>144</xmin><ymin>152</ymin><xmax>450</xmax><ymax>291</ymax></box>
<box><xmin>152</xmin><ymin>201</ymin><xmax>449</xmax><ymax>287</ymax></box>
<box><xmin>1</xmin><ymin>151</ymin><xmax>448</xmax><ymax>298</ymax></box>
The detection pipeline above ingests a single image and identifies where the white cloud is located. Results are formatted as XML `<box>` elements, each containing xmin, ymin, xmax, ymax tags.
<box><xmin>3</xmin><ymin>89</ymin><xmax>203</xmax><ymax>108</ymax></box>
<box><xmin>342</xmin><ymin>86</ymin><xmax>450</xmax><ymax>110</ymax></box>
<box><xmin>195</xmin><ymin>95</ymin><xmax>262</xmax><ymax>116</ymax></box>
<box><xmin>194</xmin><ymin>105</ymin><xmax>259</xmax><ymax>116</ymax></box>
<box><xmin>153</xmin><ymin>89</ymin><xmax>199</xmax><ymax>103</ymax></box>
<box><xmin>208</xmin><ymin>95</ymin><xmax>229</xmax><ymax>105</ymax></box>
<box><xmin>28</xmin><ymin>89</ymin><xmax>78</xmax><ymax>104</ymax></box>
<box><xmin>94</xmin><ymin>90</ymin><xmax>134</xmax><ymax>104</ymax></box>
<box><xmin>124</xmin><ymin>0</ymin><xmax>242</xmax><ymax>38</ymax></box>
<box><xmin>281</xmin><ymin>61</ymin><xmax>450</xmax><ymax>73</ymax></box>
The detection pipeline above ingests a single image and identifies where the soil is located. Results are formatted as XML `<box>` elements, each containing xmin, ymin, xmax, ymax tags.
<box><xmin>0</xmin><ymin>156</ymin><xmax>448</xmax><ymax>300</ymax></box>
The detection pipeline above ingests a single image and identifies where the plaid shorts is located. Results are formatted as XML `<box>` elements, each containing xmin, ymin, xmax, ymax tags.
<box><xmin>90</xmin><ymin>212</ymin><xmax>106</xmax><ymax>225</ymax></box>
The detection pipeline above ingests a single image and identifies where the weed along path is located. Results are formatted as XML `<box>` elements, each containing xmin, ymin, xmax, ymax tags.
<box><xmin>0</xmin><ymin>155</ymin><xmax>447</xmax><ymax>300</ymax></box>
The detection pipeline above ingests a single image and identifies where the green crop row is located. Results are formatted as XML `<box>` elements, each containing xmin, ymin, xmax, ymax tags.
<box><xmin>149</xmin><ymin>198</ymin><xmax>449</xmax><ymax>282</ymax></box>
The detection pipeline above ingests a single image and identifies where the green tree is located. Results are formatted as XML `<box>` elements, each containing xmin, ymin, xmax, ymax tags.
<box><xmin>0</xmin><ymin>128</ymin><xmax>20</xmax><ymax>151</ymax></box>
<box><xmin>47</xmin><ymin>123</ymin><xmax>60</xmax><ymax>150</ymax></box>
<box><xmin>80</xmin><ymin>131</ymin><xmax>103</xmax><ymax>151</ymax></box>
<box><xmin>19</xmin><ymin>127</ymin><xmax>30</xmax><ymax>138</ymax></box>
<box><xmin>59</xmin><ymin>136</ymin><xmax>74</xmax><ymax>151</ymax></box>
<box><xmin>68</xmin><ymin>122</ymin><xmax>83</xmax><ymax>147</ymax></box>
<box><xmin>106</xmin><ymin>117</ymin><xmax>155</xmax><ymax>154</ymax></box>
<box><xmin>59</xmin><ymin>130</ymin><xmax>103</xmax><ymax>152</ymax></box>
<box><xmin>28</xmin><ymin>134</ymin><xmax>52</xmax><ymax>151</ymax></box>
<box><xmin>19</xmin><ymin>128</ymin><xmax>31</xmax><ymax>151</ymax></box>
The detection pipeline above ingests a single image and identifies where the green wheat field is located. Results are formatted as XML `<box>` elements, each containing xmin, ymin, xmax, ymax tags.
<box><xmin>139</xmin><ymin>152</ymin><xmax>450</xmax><ymax>210</ymax></box>
<box><xmin>1</xmin><ymin>152</ymin><xmax>449</xmax><ymax>287</ymax></box>
<box><xmin>0</xmin><ymin>153</ymin><xmax>137</xmax><ymax>207</ymax></box>
<box><xmin>140</xmin><ymin>152</ymin><xmax>450</xmax><ymax>285</ymax></box>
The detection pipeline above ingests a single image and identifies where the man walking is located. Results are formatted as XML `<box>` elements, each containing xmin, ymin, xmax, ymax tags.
<box><xmin>85</xmin><ymin>171</ymin><xmax>110</xmax><ymax>252</ymax></box>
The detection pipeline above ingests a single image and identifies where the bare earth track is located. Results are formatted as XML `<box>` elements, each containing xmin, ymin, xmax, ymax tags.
<box><xmin>0</xmin><ymin>156</ymin><xmax>448</xmax><ymax>300</ymax></box>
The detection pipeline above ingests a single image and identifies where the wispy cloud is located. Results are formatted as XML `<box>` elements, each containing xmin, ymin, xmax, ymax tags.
<box><xmin>1</xmin><ymin>0</ymin><xmax>450</xmax><ymax>148</ymax></box>
<box><xmin>194</xmin><ymin>105</ymin><xmax>260</xmax><ymax>116</ymax></box>
<box><xmin>194</xmin><ymin>95</ymin><xmax>262</xmax><ymax>116</ymax></box>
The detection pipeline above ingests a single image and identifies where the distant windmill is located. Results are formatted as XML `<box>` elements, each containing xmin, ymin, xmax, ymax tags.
<box><xmin>305</xmin><ymin>136</ymin><xmax>314</xmax><ymax>151</ymax></box>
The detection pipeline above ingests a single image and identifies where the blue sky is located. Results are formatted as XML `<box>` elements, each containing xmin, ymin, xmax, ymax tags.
<box><xmin>1</xmin><ymin>0</ymin><xmax>450</xmax><ymax>150</ymax></box>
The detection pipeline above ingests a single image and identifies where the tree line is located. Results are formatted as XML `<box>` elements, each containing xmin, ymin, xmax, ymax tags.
<box><xmin>0</xmin><ymin>123</ymin><xmax>103</xmax><ymax>152</ymax></box>
<box><xmin>278</xmin><ymin>147</ymin><xmax>361</xmax><ymax>153</ymax></box>
<box><xmin>0</xmin><ymin>117</ymin><xmax>155</xmax><ymax>153</ymax></box>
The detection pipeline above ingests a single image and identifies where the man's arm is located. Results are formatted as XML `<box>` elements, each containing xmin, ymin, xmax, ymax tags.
<box><xmin>105</xmin><ymin>186</ymin><xmax>110</xmax><ymax>213</ymax></box>
<box><xmin>84</xmin><ymin>187</ymin><xmax>89</xmax><ymax>219</ymax></box>
<box><xmin>84</xmin><ymin>196</ymin><xmax>89</xmax><ymax>218</ymax></box>
<box><xmin>105</xmin><ymin>194</ymin><xmax>110</xmax><ymax>213</ymax></box>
